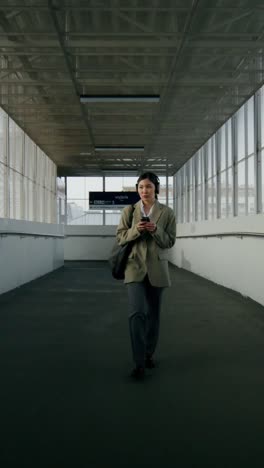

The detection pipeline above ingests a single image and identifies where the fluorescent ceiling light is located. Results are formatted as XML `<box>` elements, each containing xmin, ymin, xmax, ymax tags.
<box><xmin>80</xmin><ymin>95</ymin><xmax>160</xmax><ymax>103</ymax></box>
<box><xmin>95</xmin><ymin>146</ymin><xmax>144</xmax><ymax>152</ymax></box>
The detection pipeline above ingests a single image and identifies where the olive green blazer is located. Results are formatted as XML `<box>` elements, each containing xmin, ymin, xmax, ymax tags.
<box><xmin>116</xmin><ymin>200</ymin><xmax>176</xmax><ymax>287</ymax></box>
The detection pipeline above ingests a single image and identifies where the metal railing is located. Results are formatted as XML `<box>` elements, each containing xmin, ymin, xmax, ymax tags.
<box><xmin>176</xmin><ymin>232</ymin><xmax>264</xmax><ymax>239</ymax></box>
<box><xmin>0</xmin><ymin>231</ymin><xmax>64</xmax><ymax>238</ymax></box>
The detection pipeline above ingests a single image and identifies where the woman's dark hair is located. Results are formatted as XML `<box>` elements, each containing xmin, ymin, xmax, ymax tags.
<box><xmin>136</xmin><ymin>172</ymin><xmax>160</xmax><ymax>198</ymax></box>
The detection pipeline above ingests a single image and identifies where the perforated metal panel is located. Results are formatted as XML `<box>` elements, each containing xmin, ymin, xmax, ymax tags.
<box><xmin>0</xmin><ymin>107</ymin><xmax>57</xmax><ymax>223</ymax></box>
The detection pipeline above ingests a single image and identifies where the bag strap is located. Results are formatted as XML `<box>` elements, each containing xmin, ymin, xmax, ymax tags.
<box><xmin>129</xmin><ymin>204</ymin><xmax>135</xmax><ymax>227</ymax></box>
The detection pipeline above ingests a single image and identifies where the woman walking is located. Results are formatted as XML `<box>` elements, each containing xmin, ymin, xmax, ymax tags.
<box><xmin>116</xmin><ymin>172</ymin><xmax>176</xmax><ymax>380</ymax></box>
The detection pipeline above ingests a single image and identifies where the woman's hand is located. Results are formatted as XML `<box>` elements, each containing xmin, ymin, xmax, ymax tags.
<box><xmin>136</xmin><ymin>221</ymin><xmax>157</xmax><ymax>233</ymax></box>
<box><xmin>144</xmin><ymin>221</ymin><xmax>157</xmax><ymax>233</ymax></box>
<box><xmin>136</xmin><ymin>221</ymin><xmax>148</xmax><ymax>232</ymax></box>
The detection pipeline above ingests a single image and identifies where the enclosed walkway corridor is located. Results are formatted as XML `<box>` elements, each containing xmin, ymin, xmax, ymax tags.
<box><xmin>1</xmin><ymin>262</ymin><xmax>264</xmax><ymax>468</ymax></box>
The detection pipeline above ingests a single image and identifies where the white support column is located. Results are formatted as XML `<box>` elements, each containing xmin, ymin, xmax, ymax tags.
<box><xmin>232</xmin><ymin>114</ymin><xmax>237</xmax><ymax>217</ymax></box>
<box><xmin>204</xmin><ymin>144</ymin><xmax>208</xmax><ymax>220</ymax></box>
<box><xmin>255</xmin><ymin>90</ymin><xmax>262</xmax><ymax>213</ymax></box>
<box><xmin>225</xmin><ymin>124</ymin><xmax>229</xmax><ymax>218</ymax></box>
<box><xmin>166</xmin><ymin>162</ymin><xmax>169</xmax><ymax>206</ymax></box>
<box><xmin>173</xmin><ymin>174</ymin><xmax>176</xmax><ymax>214</ymax></box>
<box><xmin>65</xmin><ymin>176</ymin><xmax>68</xmax><ymax>225</ymax></box>
<box><xmin>103</xmin><ymin>174</ymin><xmax>106</xmax><ymax>225</ymax></box>
<box><xmin>216</xmin><ymin>131</ymin><xmax>221</xmax><ymax>219</ymax></box>
<box><xmin>6</xmin><ymin>114</ymin><xmax>10</xmax><ymax>219</ymax></box>
<box><xmin>245</xmin><ymin>101</ymin><xmax>249</xmax><ymax>215</ymax></box>
<box><xmin>21</xmin><ymin>131</ymin><xmax>25</xmax><ymax>220</ymax></box>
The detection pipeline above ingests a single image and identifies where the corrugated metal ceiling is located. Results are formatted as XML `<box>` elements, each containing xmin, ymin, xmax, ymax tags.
<box><xmin>0</xmin><ymin>0</ymin><xmax>264</xmax><ymax>175</ymax></box>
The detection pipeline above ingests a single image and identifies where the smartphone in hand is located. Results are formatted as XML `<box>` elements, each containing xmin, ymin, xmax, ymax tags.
<box><xmin>141</xmin><ymin>216</ymin><xmax>150</xmax><ymax>222</ymax></box>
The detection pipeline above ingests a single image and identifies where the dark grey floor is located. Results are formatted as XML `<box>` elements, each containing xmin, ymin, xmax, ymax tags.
<box><xmin>0</xmin><ymin>261</ymin><xmax>264</xmax><ymax>468</ymax></box>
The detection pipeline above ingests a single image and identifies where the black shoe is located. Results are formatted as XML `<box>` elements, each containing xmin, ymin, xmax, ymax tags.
<box><xmin>145</xmin><ymin>355</ymin><xmax>156</xmax><ymax>369</ymax></box>
<box><xmin>131</xmin><ymin>366</ymin><xmax>145</xmax><ymax>380</ymax></box>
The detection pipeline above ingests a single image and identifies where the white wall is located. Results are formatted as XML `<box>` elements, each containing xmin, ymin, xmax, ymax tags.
<box><xmin>170</xmin><ymin>214</ymin><xmax>264</xmax><ymax>307</ymax></box>
<box><xmin>65</xmin><ymin>225</ymin><xmax>116</xmax><ymax>260</ymax></box>
<box><xmin>6</xmin><ymin>215</ymin><xmax>261</xmax><ymax>307</ymax></box>
<box><xmin>0</xmin><ymin>218</ymin><xmax>64</xmax><ymax>295</ymax></box>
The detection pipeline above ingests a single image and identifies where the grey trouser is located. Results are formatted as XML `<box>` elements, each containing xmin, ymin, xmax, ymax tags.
<box><xmin>126</xmin><ymin>275</ymin><xmax>164</xmax><ymax>368</ymax></box>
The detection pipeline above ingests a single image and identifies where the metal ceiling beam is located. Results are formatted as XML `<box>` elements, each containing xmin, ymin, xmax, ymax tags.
<box><xmin>0</xmin><ymin>39</ymin><xmax>180</xmax><ymax>48</ymax></box>
<box><xmin>47</xmin><ymin>0</ymin><xmax>95</xmax><ymax>149</ymax></box>
<box><xmin>4</xmin><ymin>50</ymin><xmax>262</xmax><ymax>57</ymax></box>
<box><xmin>3</xmin><ymin>32</ymin><xmax>264</xmax><ymax>38</ymax></box>
<box><xmin>0</xmin><ymin>6</ymin><xmax>263</xmax><ymax>12</ymax></box>
<box><xmin>2</xmin><ymin>38</ymin><xmax>264</xmax><ymax>49</ymax></box>
<box><xmin>0</xmin><ymin>77</ymin><xmax>260</xmax><ymax>86</ymax></box>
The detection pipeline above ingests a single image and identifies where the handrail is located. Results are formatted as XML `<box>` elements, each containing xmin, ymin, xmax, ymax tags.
<box><xmin>1</xmin><ymin>231</ymin><xmax>263</xmax><ymax>240</ymax></box>
<box><xmin>65</xmin><ymin>234</ymin><xmax>115</xmax><ymax>238</ymax></box>
<box><xmin>176</xmin><ymin>232</ymin><xmax>264</xmax><ymax>239</ymax></box>
<box><xmin>0</xmin><ymin>231</ymin><xmax>114</xmax><ymax>239</ymax></box>
<box><xmin>0</xmin><ymin>231</ymin><xmax>64</xmax><ymax>238</ymax></box>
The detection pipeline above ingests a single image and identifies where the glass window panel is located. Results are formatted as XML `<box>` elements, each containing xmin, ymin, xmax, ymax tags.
<box><xmin>157</xmin><ymin>176</ymin><xmax>173</xmax><ymax>207</ymax></box>
<box><xmin>212</xmin><ymin>136</ymin><xmax>217</xmax><ymax>176</ymax></box>
<box><xmin>28</xmin><ymin>180</ymin><xmax>35</xmax><ymax>221</ymax></box>
<box><xmin>9</xmin><ymin>119</ymin><xmax>23</xmax><ymax>173</ymax></box>
<box><xmin>227</xmin><ymin>168</ymin><xmax>233</xmax><ymax>217</ymax></box>
<box><xmin>188</xmin><ymin>160</ymin><xmax>193</xmax><ymax>188</ymax></box>
<box><xmin>36</xmin><ymin>185</ymin><xmax>45</xmax><ymax>222</ymax></box>
<box><xmin>51</xmin><ymin>192</ymin><xmax>56</xmax><ymax>223</ymax></box>
<box><xmin>262</xmin><ymin>150</ymin><xmax>264</xmax><ymax>212</ymax></box>
<box><xmin>236</xmin><ymin>106</ymin><xmax>246</xmax><ymax>161</ymax></box>
<box><xmin>8</xmin><ymin>119</ymin><xmax>16</xmax><ymax>171</ymax></box>
<box><xmin>182</xmin><ymin>191</ymin><xmax>186</xmax><ymax>223</ymax></box>
<box><xmin>204</xmin><ymin>179</ymin><xmax>211</xmax><ymax>219</ymax></box>
<box><xmin>220</xmin><ymin>171</ymin><xmax>227</xmax><ymax>218</ymax></box>
<box><xmin>24</xmin><ymin>176</ymin><xmax>29</xmax><ymax>221</ymax></box>
<box><xmin>0</xmin><ymin>108</ymin><xmax>7</xmax><ymax>164</ymax></box>
<box><xmin>180</xmin><ymin>170</ymin><xmax>184</xmax><ymax>221</ymax></box>
<box><xmin>197</xmin><ymin>184</ymin><xmax>202</xmax><ymax>221</ymax></box>
<box><xmin>67</xmin><ymin>206</ymin><xmax>103</xmax><ymax>225</ymax></box>
<box><xmin>0</xmin><ymin>162</ymin><xmax>7</xmax><ymax>217</ymax></box>
<box><xmin>25</xmin><ymin>134</ymin><xmax>35</xmax><ymax>180</ymax></box>
<box><xmin>208</xmin><ymin>176</ymin><xmax>216</xmax><ymax>220</ymax></box>
<box><xmin>45</xmin><ymin>157</ymin><xmax>51</xmax><ymax>189</ymax></box>
<box><xmin>189</xmin><ymin>186</ymin><xmax>193</xmax><ymax>221</ymax></box>
<box><xmin>220</xmin><ymin>126</ymin><xmax>226</xmax><ymax>170</ymax></box>
<box><xmin>247</xmin><ymin>155</ymin><xmax>256</xmax><ymax>215</ymax></box>
<box><xmin>15</xmin><ymin>126</ymin><xmax>23</xmax><ymax>174</ymax></box>
<box><xmin>192</xmin><ymin>163</ymin><xmax>196</xmax><ymax>222</ymax></box>
<box><xmin>9</xmin><ymin>169</ymin><xmax>22</xmax><ymax>220</ymax></box>
<box><xmin>196</xmin><ymin>152</ymin><xmax>201</xmax><ymax>184</ymax></box>
<box><xmin>181</xmin><ymin>167</ymin><xmax>186</xmax><ymax>192</ymax></box>
<box><xmin>67</xmin><ymin>177</ymin><xmax>103</xmax><ymax>199</ymax></box>
<box><xmin>36</xmin><ymin>148</ymin><xmax>45</xmax><ymax>185</ymax></box>
<box><xmin>44</xmin><ymin>190</ymin><xmax>49</xmax><ymax>222</ymax></box>
<box><xmin>24</xmin><ymin>179</ymin><xmax>36</xmax><ymax>221</ymax></box>
<box><xmin>176</xmin><ymin>171</ymin><xmax>182</xmax><ymax>223</ymax></box>
<box><xmin>260</xmin><ymin>86</ymin><xmax>264</xmax><ymax>148</ymax></box>
<box><xmin>186</xmin><ymin>162</ymin><xmax>193</xmax><ymax>221</ymax></box>
<box><xmin>237</xmin><ymin>160</ymin><xmax>246</xmax><ymax>216</ymax></box>
<box><xmin>105</xmin><ymin>210</ymin><xmax>122</xmax><ymax>225</ymax></box>
<box><xmin>0</xmin><ymin>110</ymin><xmax>54</xmax><ymax>224</ymax></box>
<box><xmin>67</xmin><ymin>176</ymin><xmax>103</xmax><ymax>223</ymax></box>
<box><xmin>227</xmin><ymin>119</ymin><xmax>232</xmax><ymax>168</ymax></box>
<box><xmin>57</xmin><ymin>178</ymin><xmax>65</xmax><ymax>224</ymax></box>
<box><xmin>247</xmin><ymin>97</ymin><xmax>254</xmax><ymax>156</ymax></box>
<box><xmin>186</xmin><ymin>165</ymin><xmax>191</xmax><ymax>222</ymax></box>
<box><xmin>207</xmin><ymin>140</ymin><xmax>212</xmax><ymax>177</ymax></box>
<box><xmin>105</xmin><ymin>176</ymin><xmax>137</xmax><ymax>191</ymax></box>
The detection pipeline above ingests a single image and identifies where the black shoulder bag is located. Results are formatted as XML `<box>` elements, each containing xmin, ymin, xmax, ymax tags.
<box><xmin>109</xmin><ymin>205</ymin><xmax>135</xmax><ymax>280</ymax></box>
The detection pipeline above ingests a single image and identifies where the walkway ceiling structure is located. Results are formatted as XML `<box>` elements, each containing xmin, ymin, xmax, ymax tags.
<box><xmin>0</xmin><ymin>0</ymin><xmax>264</xmax><ymax>176</ymax></box>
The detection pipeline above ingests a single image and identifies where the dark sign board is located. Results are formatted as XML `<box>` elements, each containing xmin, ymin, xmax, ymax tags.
<box><xmin>89</xmin><ymin>191</ymin><xmax>140</xmax><ymax>209</ymax></box>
